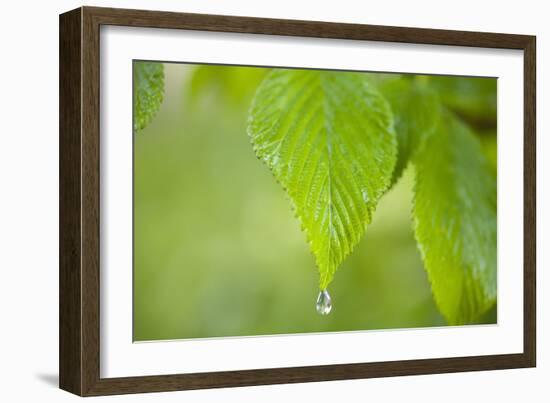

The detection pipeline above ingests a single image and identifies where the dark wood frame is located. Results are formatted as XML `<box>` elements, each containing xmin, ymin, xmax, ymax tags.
<box><xmin>59</xmin><ymin>6</ymin><xmax>536</xmax><ymax>396</ymax></box>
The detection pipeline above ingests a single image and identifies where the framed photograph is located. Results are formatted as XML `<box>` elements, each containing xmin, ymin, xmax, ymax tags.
<box><xmin>59</xmin><ymin>6</ymin><xmax>536</xmax><ymax>396</ymax></box>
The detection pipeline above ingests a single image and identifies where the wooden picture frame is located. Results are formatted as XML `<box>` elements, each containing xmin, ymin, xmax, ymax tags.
<box><xmin>59</xmin><ymin>6</ymin><xmax>536</xmax><ymax>396</ymax></box>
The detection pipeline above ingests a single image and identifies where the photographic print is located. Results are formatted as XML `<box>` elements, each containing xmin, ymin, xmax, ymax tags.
<box><xmin>60</xmin><ymin>7</ymin><xmax>535</xmax><ymax>395</ymax></box>
<box><xmin>133</xmin><ymin>62</ymin><xmax>497</xmax><ymax>342</ymax></box>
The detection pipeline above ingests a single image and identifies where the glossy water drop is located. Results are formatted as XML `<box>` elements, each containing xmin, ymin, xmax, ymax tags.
<box><xmin>316</xmin><ymin>289</ymin><xmax>332</xmax><ymax>315</ymax></box>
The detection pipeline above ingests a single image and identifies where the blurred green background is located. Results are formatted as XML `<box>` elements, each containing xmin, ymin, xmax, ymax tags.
<box><xmin>134</xmin><ymin>63</ymin><xmax>495</xmax><ymax>341</ymax></box>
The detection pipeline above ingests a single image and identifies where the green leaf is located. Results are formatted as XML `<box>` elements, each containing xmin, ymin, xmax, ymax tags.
<box><xmin>248</xmin><ymin>69</ymin><xmax>397</xmax><ymax>289</ymax></box>
<box><xmin>479</xmin><ymin>130</ymin><xmax>498</xmax><ymax>177</ymax></box>
<box><xmin>378</xmin><ymin>77</ymin><xmax>440</xmax><ymax>183</ymax></box>
<box><xmin>413</xmin><ymin>111</ymin><xmax>497</xmax><ymax>325</ymax></box>
<box><xmin>134</xmin><ymin>62</ymin><xmax>165</xmax><ymax>132</ymax></box>
<box><xmin>429</xmin><ymin>76</ymin><xmax>497</xmax><ymax>130</ymax></box>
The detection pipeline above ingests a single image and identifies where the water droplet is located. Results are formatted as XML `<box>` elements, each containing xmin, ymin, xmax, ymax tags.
<box><xmin>316</xmin><ymin>289</ymin><xmax>332</xmax><ymax>315</ymax></box>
